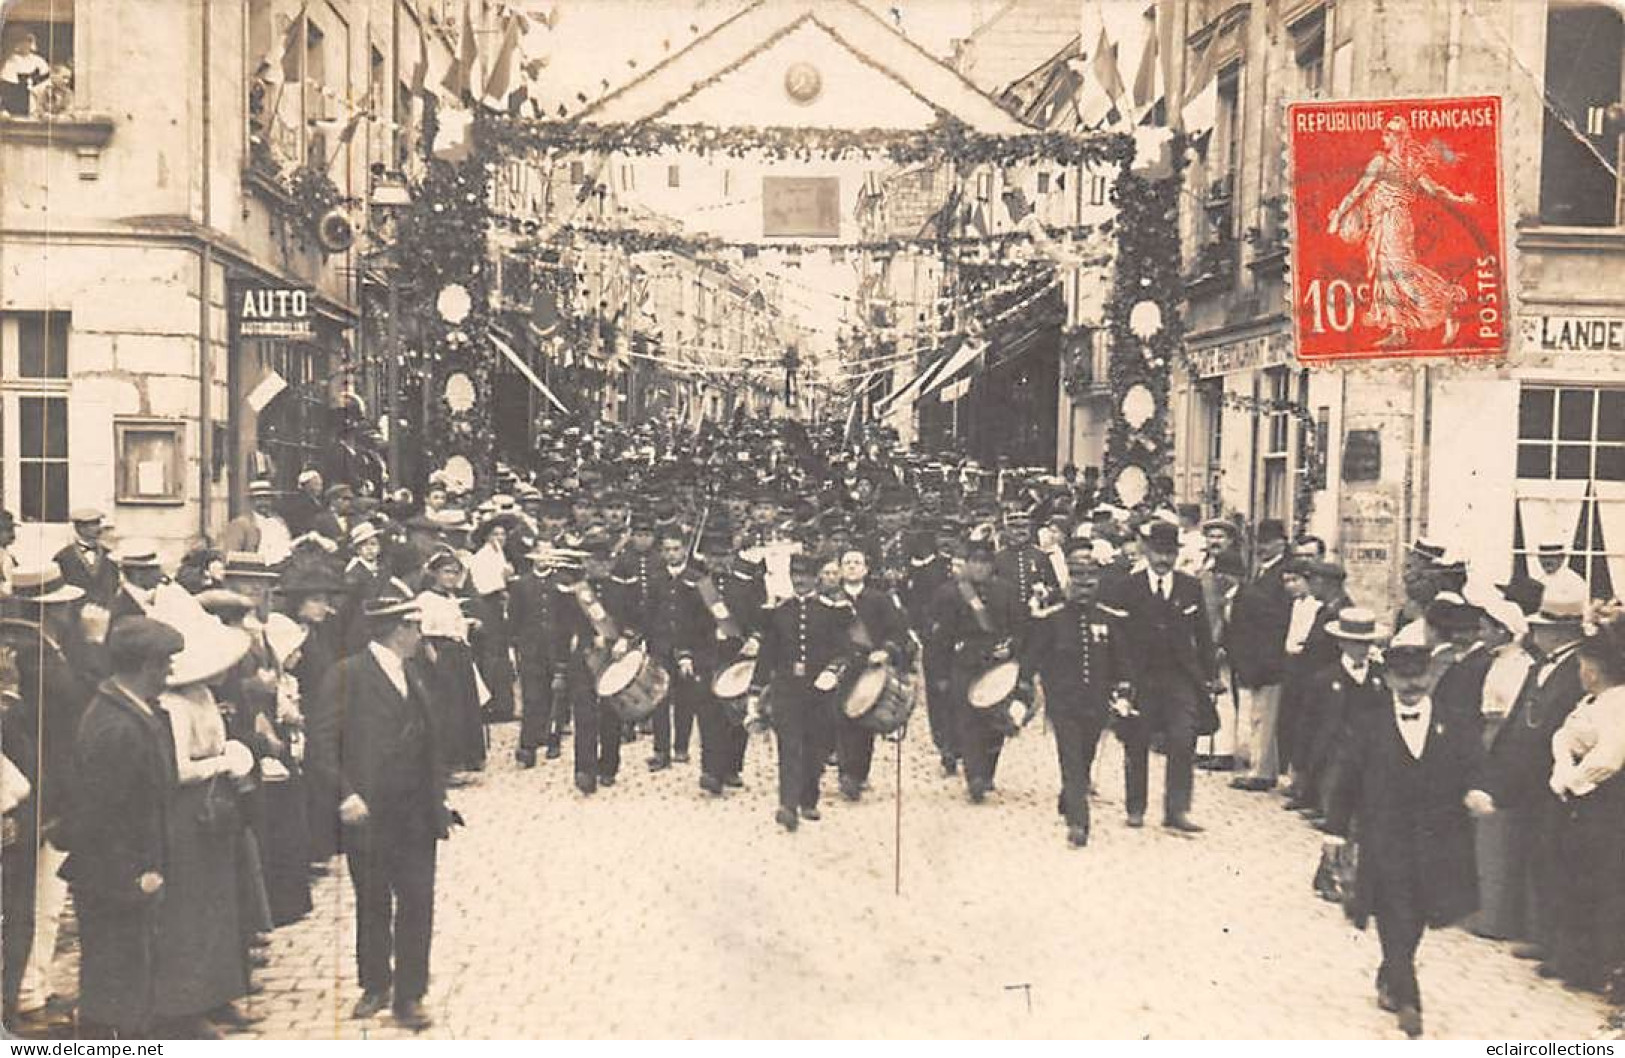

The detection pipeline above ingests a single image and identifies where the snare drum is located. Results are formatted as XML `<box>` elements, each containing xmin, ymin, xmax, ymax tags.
<box><xmin>711</xmin><ymin>657</ymin><xmax>757</xmax><ymax>726</ymax></box>
<box><xmin>843</xmin><ymin>664</ymin><xmax>916</xmax><ymax>735</ymax></box>
<box><xmin>596</xmin><ymin>648</ymin><xmax>670</xmax><ymax>723</ymax></box>
<box><xmin>967</xmin><ymin>659</ymin><xmax>1027</xmax><ymax>736</ymax></box>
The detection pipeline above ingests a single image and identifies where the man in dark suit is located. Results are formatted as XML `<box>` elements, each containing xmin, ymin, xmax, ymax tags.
<box><xmin>509</xmin><ymin>542</ymin><xmax>573</xmax><ymax>769</ymax></box>
<box><xmin>1323</xmin><ymin>621</ymin><xmax>1486</xmax><ymax>1038</ymax></box>
<box><xmin>1102</xmin><ymin>521</ymin><xmax>1217</xmax><ymax>833</ymax></box>
<box><xmin>52</xmin><ymin>508</ymin><xmax>119</xmax><ymax>608</ymax></box>
<box><xmin>1030</xmin><ymin>542</ymin><xmax>1128</xmax><ymax>848</ymax></box>
<box><xmin>309</xmin><ymin>592</ymin><xmax>453</xmax><ymax>1032</ymax></box>
<box><xmin>60</xmin><ymin>617</ymin><xmax>183</xmax><ymax>1039</ymax></box>
<box><xmin>623</xmin><ymin>524</ymin><xmax>708</xmax><ymax>771</ymax></box>
<box><xmin>1226</xmin><ymin>518</ymin><xmax>1291</xmax><ymax>791</ymax></box>
<box><xmin>1471</xmin><ymin>579</ymin><xmax>1588</xmax><ymax>965</ymax></box>
<box><xmin>105</xmin><ymin>546</ymin><xmax>167</xmax><ymax>625</ymax></box>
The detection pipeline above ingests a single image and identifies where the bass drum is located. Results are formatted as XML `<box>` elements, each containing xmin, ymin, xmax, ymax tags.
<box><xmin>711</xmin><ymin>657</ymin><xmax>757</xmax><ymax>726</ymax></box>
<box><xmin>844</xmin><ymin>663</ymin><xmax>916</xmax><ymax>736</ymax></box>
<box><xmin>596</xmin><ymin>648</ymin><xmax>670</xmax><ymax>724</ymax></box>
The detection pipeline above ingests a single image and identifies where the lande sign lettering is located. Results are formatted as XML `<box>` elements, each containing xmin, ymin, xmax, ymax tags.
<box><xmin>762</xmin><ymin>177</ymin><xmax>840</xmax><ymax>238</ymax></box>
<box><xmin>232</xmin><ymin>283</ymin><xmax>315</xmax><ymax>339</ymax></box>
<box><xmin>1526</xmin><ymin>315</ymin><xmax>1625</xmax><ymax>353</ymax></box>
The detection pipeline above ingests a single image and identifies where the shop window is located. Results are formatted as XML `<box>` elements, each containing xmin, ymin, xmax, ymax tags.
<box><xmin>254</xmin><ymin>340</ymin><xmax>328</xmax><ymax>491</ymax></box>
<box><xmin>0</xmin><ymin>1</ymin><xmax>76</xmax><ymax>118</ymax></box>
<box><xmin>1514</xmin><ymin>384</ymin><xmax>1625</xmax><ymax>594</ymax></box>
<box><xmin>1538</xmin><ymin>3</ymin><xmax>1624</xmax><ymax>226</ymax></box>
<box><xmin>1196</xmin><ymin>378</ymin><xmax>1224</xmax><ymax>511</ymax></box>
<box><xmin>1</xmin><ymin>312</ymin><xmax>71</xmax><ymax>523</ymax></box>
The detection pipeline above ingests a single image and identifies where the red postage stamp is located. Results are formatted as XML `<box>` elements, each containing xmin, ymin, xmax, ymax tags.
<box><xmin>1286</xmin><ymin>95</ymin><xmax>1507</xmax><ymax>362</ymax></box>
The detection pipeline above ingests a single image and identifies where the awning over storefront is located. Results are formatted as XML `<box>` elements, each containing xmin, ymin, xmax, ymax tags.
<box><xmin>491</xmin><ymin>332</ymin><xmax>569</xmax><ymax>414</ymax></box>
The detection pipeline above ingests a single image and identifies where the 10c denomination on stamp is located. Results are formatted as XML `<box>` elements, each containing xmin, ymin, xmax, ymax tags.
<box><xmin>1287</xmin><ymin>95</ymin><xmax>1508</xmax><ymax>363</ymax></box>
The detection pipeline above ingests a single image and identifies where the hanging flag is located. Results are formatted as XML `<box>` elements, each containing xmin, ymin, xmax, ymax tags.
<box><xmin>482</xmin><ymin>13</ymin><xmax>523</xmax><ymax>109</ymax></box>
<box><xmin>1131</xmin><ymin>15</ymin><xmax>1160</xmax><ymax>112</ymax></box>
<box><xmin>257</xmin><ymin>6</ymin><xmax>306</xmax><ymax>84</ymax></box>
<box><xmin>313</xmin><ymin>108</ymin><xmax>367</xmax><ymax>161</ymax></box>
<box><xmin>1092</xmin><ymin>26</ymin><xmax>1125</xmax><ymax>103</ymax></box>
<box><xmin>440</xmin><ymin>0</ymin><xmax>477</xmax><ymax>102</ymax></box>
<box><xmin>1181</xmin><ymin>33</ymin><xmax>1220</xmax><ymax>139</ymax></box>
<box><xmin>409</xmin><ymin>20</ymin><xmax>430</xmax><ymax>97</ymax></box>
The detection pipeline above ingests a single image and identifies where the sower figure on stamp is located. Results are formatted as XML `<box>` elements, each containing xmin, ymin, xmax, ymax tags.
<box><xmin>1325</xmin><ymin>116</ymin><xmax>1477</xmax><ymax>351</ymax></box>
<box><xmin>1321</xmin><ymin>619</ymin><xmax>1487</xmax><ymax>1038</ymax></box>
<box><xmin>1104</xmin><ymin>521</ymin><xmax>1219</xmax><ymax>833</ymax></box>
<box><xmin>309</xmin><ymin>592</ymin><xmax>456</xmax><ymax>1032</ymax></box>
<box><xmin>1030</xmin><ymin>541</ymin><xmax>1130</xmax><ymax>848</ymax></box>
<box><xmin>747</xmin><ymin>551</ymin><xmax>853</xmax><ymax>832</ymax></box>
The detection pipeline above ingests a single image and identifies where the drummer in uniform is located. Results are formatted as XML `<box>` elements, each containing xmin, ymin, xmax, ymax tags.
<box><xmin>561</xmin><ymin>533</ymin><xmax>629</xmax><ymax>795</ymax></box>
<box><xmin>929</xmin><ymin>539</ymin><xmax>1027</xmax><ymax>804</ymax></box>
<box><xmin>696</xmin><ymin>528</ymin><xmax>765</xmax><ymax>792</ymax></box>
<box><xmin>907</xmin><ymin>523</ymin><xmax>958</xmax><ymax>775</ymax></box>
<box><xmin>747</xmin><ymin>552</ymin><xmax>854</xmax><ymax>832</ymax></box>
<box><xmin>1029</xmin><ymin>541</ymin><xmax>1129</xmax><ymax>848</ymax></box>
<box><xmin>627</xmin><ymin>524</ymin><xmax>707</xmax><ymax>774</ymax></box>
<box><xmin>833</xmin><ymin>547</ymin><xmax>913</xmax><ymax>802</ymax></box>
<box><xmin>509</xmin><ymin>541</ymin><xmax>574</xmax><ymax>768</ymax></box>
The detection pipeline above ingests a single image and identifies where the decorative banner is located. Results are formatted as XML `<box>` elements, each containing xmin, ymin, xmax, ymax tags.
<box><xmin>1114</xmin><ymin>464</ymin><xmax>1149</xmax><ymax>508</ymax></box>
<box><xmin>762</xmin><ymin>177</ymin><xmax>840</xmax><ymax>238</ymax></box>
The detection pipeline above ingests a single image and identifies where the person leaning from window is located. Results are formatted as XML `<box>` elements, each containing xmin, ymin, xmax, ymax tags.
<box><xmin>0</xmin><ymin>33</ymin><xmax>50</xmax><ymax>116</ymax></box>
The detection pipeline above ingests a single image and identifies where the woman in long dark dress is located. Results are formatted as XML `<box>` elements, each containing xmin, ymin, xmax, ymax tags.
<box><xmin>258</xmin><ymin>613</ymin><xmax>314</xmax><ymax>927</ymax></box>
<box><xmin>1546</xmin><ymin>609</ymin><xmax>1625</xmax><ymax>996</ymax></box>
<box><xmin>278</xmin><ymin>570</ymin><xmax>344</xmax><ymax>863</ymax></box>
<box><xmin>415</xmin><ymin>549</ymin><xmax>486</xmax><ymax>772</ymax></box>
<box><xmin>152</xmin><ymin>610</ymin><xmax>256</xmax><ymax>1037</ymax></box>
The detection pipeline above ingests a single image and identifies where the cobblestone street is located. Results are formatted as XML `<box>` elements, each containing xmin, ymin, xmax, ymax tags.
<box><xmin>232</xmin><ymin>718</ymin><xmax>1614</xmax><ymax>1040</ymax></box>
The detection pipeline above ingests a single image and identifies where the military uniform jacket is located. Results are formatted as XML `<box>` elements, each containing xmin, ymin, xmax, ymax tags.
<box><xmin>0</xmin><ymin>619</ymin><xmax>92</xmax><ymax>834</ymax></box>
<box><xmin>509</xmin><ymin>570</ymin><xmax>571</xmax><ymax>676</ymax></box>
<box><xmin>1029</xmin><ymin>600</ymin><xmax>1122</xmax><ymax>718</ymax></box>
<box><xmin>844</xmin><ymin>583</ymin><xmax>913</xmax><ymax>668</ymax></box>
<box><xmin>751</xmin><ymin>592</ymin><xmax>854</xmax><ymax>694</ymax></box>
<box><xmin>712</xmin><ymin>564</ymin><xmax>767</xmax><ymax>659</ymax></box>
<box><xmin>610</xmin><ymin>549</ymin><xmax>661</xmax><ymax>625</ymax></box>
<box><xmin>628</xmin><ymin>564</ymin><xmax>709</xmax><ymax>666</ymax></box>
<box><xmin>927</xmin><ymin>575</ymin><xmax>1025</xmax><ymax>676</ymax></box>
<box><xmin>994</xmin><ymin>544</ymin><xmax>1062</xmax><ymax>615</ymax></box>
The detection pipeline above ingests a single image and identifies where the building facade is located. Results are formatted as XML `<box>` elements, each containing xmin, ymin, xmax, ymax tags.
<box><xmin>1</xmin><ymin>0</ymin><xmax>469</xmax><ymax>562</ymax></box>
<box><xmin>1164</xmin><ymin>0</ymin><xmax>1625</xmax><ymax>613</ymax></box>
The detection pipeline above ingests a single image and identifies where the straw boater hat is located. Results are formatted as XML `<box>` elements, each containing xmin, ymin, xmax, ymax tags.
<box><xmin>223</xmin><ymin>552</ymin><xmax>281</xmax><ymax>580</ymax></box>
<box><xmin>114</xmin><ymin>543</ymin><xmax>163</xmax><ymax>571</ymax></box>
<box><xmin>349</xmin><ymin>521</ymin><xmax>382</xmax><ymax>549</ymax></box>
<box><xmin>1528</xmin><ymin>576</ymin><xmax>1588</xmax><ymax>626</ymax></box>
<box><xmin>1326</xmin><ymin>606</ymin><xmax>1386</xmax><ymax>642</ymax></box>
<box><xmin>247</xmin><ymin>479</ymin><xmax>278</xmax><ymax>499</ymax></box>
<box><xmin>8</xmin><ymin>562</ymin><xmax>85</xmax><ymax>605</ymax></box>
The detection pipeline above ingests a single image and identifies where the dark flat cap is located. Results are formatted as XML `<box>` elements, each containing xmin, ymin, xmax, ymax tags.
<box><xmin>107</xmin><ymin>616</ymin><xmax>186</xmax><ymax>664</ymax></box>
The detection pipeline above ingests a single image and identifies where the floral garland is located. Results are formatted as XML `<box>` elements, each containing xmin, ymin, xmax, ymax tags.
<box><xmin>391</xmin><ymin>107</ymin><xmax>497</xmax><ymax>494</ymax></box>
<box><xmin>482</xmin><ymin>116</ymin><xmax>1134</xmax><ymax>168</ymax></box>
<box><xmin>286</xmin><ymin>164</ymin><xmax>344</xmax><ymax>239</ymax></box>
<box><xmin>498</xmin><ymin>215</ymin><xmax>1110</xmax><ymax>262</ymax></box>
<box><xmin>1102</xmin><ymin>138</ymin><xmax>1187</xmax><ymax>511</ymax></box>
